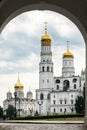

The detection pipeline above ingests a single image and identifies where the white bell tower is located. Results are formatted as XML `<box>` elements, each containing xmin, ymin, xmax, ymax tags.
<box><xmin>39</xmin><ymin>22</ymin><xmax>54</xmax><ymax>89</ymax></box>
<box><xmin>62</xmin><ymin>42</ymin><xmax>75</xmax><ymax>77</ymax></box>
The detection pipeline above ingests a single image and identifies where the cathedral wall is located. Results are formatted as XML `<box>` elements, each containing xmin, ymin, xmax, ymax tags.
<box><xmin>54</xmin><ymin>76</ymin><xmax>81</xmax><ymax>91</ymax></box>
<box><xmin>50</xmin><ymin>91</ymin><xmax>79</xmax><ymax>114</ymax></box>
<box><xmin>39</xmin><ymin>72</ymin><xmax>53</xmax><ymax>89</ymax></box>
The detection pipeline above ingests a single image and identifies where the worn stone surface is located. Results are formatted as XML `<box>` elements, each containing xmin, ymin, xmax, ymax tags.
<box><xmin>0</xmin><ymin>123</ymin><xmax>86</xmax><ymax>130</ymax></box>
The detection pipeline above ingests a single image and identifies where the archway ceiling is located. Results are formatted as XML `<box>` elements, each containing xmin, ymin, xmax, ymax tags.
<box><xmin>0</xmin><ymin>0</ymin><xmax>87</xmax><ymax>32</ymax></box>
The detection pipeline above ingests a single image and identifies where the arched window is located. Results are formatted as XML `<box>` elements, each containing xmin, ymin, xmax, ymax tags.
<box><xmin>73</xmin><ymin>78</ymin><xmax>77</xmax><ymax>82</ymax></box>
<box><xmin>40</xmin><ymin>93</ymin><xmax>44</xmax><ymax>100</ymax></box>
<box><xmin>54</xmin><ymin>108</ymin><xmax>56</xmax><ymax>113</ymax></box>
<box><xmin>53</xmin><ymin>100</ymin><xmax>56</xmax><ymax>104</ymax></box>
<box><xmin>71</xmin><ymin>99</ymin><xmax>73</xmax><ymax>104</ymax></box>
<box><xmin>47</xmin><ymin>93</ymin><xmax>50</xmax><ymax>100</ymax></box>
<box><xmin>63</xmin><ymin>80</ymin><xmax>70</xmax><ymax>91</ymax></box>
<box><xmin>74</xmin><ymin>84</ymin><xmax>76</xmax><ymax>89</ymax></box>
<box><xmin>64</xmin><ymin>108</ymin><xmax>66</xmax><ymax>113</ymax></box>
<box><xmin>60</xmin><ymin>108</ymin><xmax>62</xmax><ymax>112</ymax></box>
<box><xmin>47</xmin><ymin>66</ymin><xmax>49</xmax><ymax>72</ymax></box>
<box><xmin>64</xmin><ymin>98</ymin><xmax>67</xmax><ymax>104</ymax></box>
<box><xmin>55</xmin><ymin>79</ymin><xmax>60</xmax><ymax>83</ymax></box>
<box><xmin>57</xmin><ymin>85</ymin><xmax>59</xmax><ymax>90</ymax></box>
<box><xmin>60</xmin><ymin>98</ymin><xmax>62</xmax><ymax>104</ymax></box>
<box><xmin>42</xmin><ymin>66</ymin><xmax>44</xmax><ymax>72</ymax></box>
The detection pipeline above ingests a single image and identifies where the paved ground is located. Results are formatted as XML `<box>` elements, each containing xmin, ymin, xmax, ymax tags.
<box><xmin>0</xmin><ymin>120</ymin><xmax>84</xmax><ymax>124</ymax></box>
<box><xmin>0</xmin><ymin>120</ymin><xmax>86</xmax><ymax>130</ymax></box>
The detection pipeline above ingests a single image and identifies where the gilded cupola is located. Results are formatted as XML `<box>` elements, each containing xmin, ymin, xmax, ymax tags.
<box><xmin>41</xmin><ymin>22</ymin><xmax>52</xmax><ymax>46</ymax></box>
<box><xmin>14</xmin><ymin>74</ymin><xmax>24</xmax><ymax>90</ymax></box>
<box><xmin>63</xmin><ymin>42</ymin><xmax>74</xmax><ymax>58</ymax></box>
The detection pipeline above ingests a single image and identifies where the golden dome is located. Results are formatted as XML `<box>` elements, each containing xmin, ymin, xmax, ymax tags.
<box><xmin>41</xmin><ymin>33</ymin><xmax>51</xmax><ymax>41</ymax></box>
<box><xmin>63</xmin><ymin>43</ymin><xmax>74</xmax><ymax>58</ymax></box>
<box><xmin>14</xmin><ymin>75</ymin><xmax>24</xmax><ymax>90</ymax></box>
<box><xmin>63</xmin><ymin>50</ymin><xmax>74</xmax><ymax>58</ymax></box>
<box><xmin>41</xmin><ymin>22</ymin><xmax>51</xmax><ymax>46</ymax></box>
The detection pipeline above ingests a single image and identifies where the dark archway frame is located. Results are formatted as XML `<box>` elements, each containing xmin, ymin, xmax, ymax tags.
<box><xmin>0</xmin><ymin>0</ymin><xmax>87</xmax><ymax>126</ymax></box>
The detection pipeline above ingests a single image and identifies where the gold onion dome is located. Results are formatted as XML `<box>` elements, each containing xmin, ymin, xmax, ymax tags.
<box><xmin>14</xmin><ymin>75</ymin><xmax>24</xmax><ymax>89</ymax></box>
<box><xmin>41</xmin><ymin>22</ymin><xmax>51</xmax><ymax>46</ymax></box>
<box><xmin>63</xmin><ymin>43</ymin><xmax>74</xmax><ymax>58</ymax></box>
<box><xmin>41</xmin><ymin>33</ymin><xmax>51</xmax><ymax>41</ymax></box>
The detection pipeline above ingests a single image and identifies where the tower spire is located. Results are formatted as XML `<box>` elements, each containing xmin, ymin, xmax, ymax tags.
<box><xmin>44</xmin><ymin>21</ymin><xmax>47</xmax><ymax>34</ymax></box>
<box><xmin>18</xmin><ymin>72</ymin><xmax>20</xmax><ymax>81</ymax></box>
<box><xmin>67</xmin><ymin>40</ymin><xmax>69</xmax><ymax>51</ymax></box>
<box><xmin>29</xmin><ymin>86</ymin><xmax>30</xmax><ymax>91</ymax></box>
<box><xmin>9</xmin><ymin>86</ymin><xmax>10</xmax><ymax>92</ymax></box>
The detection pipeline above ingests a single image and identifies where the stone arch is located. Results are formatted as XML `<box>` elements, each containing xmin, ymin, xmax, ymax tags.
<box><xmin>40</xmin><ymin>93</ymin><xmax>44</xmax><ymax>100</ymax></box>
<box><xmin>56</xmin><ymin>79</ymin><xmax>60</xmax><ymax>83</ymax></box>
<box><xmin>0</xmin><ymin>2</ymin><xmax>87</xmax><ymax>42</ymax></box>
<box><xmin>1</xmin><ymin>0</ymin><xmax>87</xmax><ymax>125</ymax></box>
<box><xmin>47</xmin><ymin>93</ymin><xmax>50</xmax><ymax>100</ymax></box>
<box><xmin>63</xmin><ymin>80</ymin><xmax>70</xmax><ymax>91</ymax></box>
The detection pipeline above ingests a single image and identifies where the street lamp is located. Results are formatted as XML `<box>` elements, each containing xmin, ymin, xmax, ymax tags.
<box><xmin>14</xmin><ymin>91</ymin><xmax>17</xmax><ymax>118</ymax></box>
<box><xmin>37</xmin><ymin>101</ymin><xmax>43</xmax><ymax>115</ymax></box>
<box><xmin>19</xmin><ymin>97</ymin><xmax>20</xmax><ymax>117</ymax></box>
<box><xmin>29</xmin><ymin>107</ymin><xmax>33</xmax><ymax>116</ymax></box>
<box><xmin>70</xmin><ymin>107</ymin><xmax>74</xmax><ymax>113</ymax></box>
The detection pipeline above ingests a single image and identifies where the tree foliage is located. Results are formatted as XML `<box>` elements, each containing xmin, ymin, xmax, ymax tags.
<box><xmin>6</xmin><ymin>105</ymin><xmax>15</xmax><ymax>119</ymax></box>
<box><xmin>75</xmin><ymin>96</ymin><xmax>84</xmax><ymax>114</ymax></box>
<box><xmin>0</xmin><ymin>106</ymin><xmax>3</xmax><ymax>118</ymax></box>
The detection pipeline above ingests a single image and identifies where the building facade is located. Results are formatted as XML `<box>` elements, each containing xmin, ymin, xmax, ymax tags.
<box><xmin>35</xmin><ymin>25</ymin><xmax>85</xmax><ymax>115</ymax></box>
<box><xmin>3</xmin><ymin>75</ymin><xmax>35</xmax><ymax>117</ymax></box>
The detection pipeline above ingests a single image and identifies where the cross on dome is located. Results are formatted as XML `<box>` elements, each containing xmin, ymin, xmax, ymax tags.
<box><xmin>45</xmin><ymin>21</ymin><xmax>47</xmax><ymax>34</ymax></box>
<box><xmin>41</xmin><ymin>22</ymin><xmax>52</xmax><ymax>43</ymax></box>
<box><xmin>63</xmin><ymin>41</ymin><xmax>74</xmax><ymax>58</ymax></box>
<box><xmin>67</xmin><ymin>40</ymin><xmax>69</xmax><ymax>51</ymax></box>
<box><xmin>18</xmin><ymin>72</ymin><xmax>20</xmax><ymax>81</ymax></box>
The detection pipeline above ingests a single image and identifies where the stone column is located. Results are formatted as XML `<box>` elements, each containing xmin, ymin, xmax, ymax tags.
<box><xmin>84</xmin><ymin>33</ymin><xmax>87</xmax><ymax>127</ymax></box>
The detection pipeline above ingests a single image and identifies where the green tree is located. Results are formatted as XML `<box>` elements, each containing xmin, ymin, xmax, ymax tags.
<box><xmin>6</xmin><ymin>105</ymin><xmax>15</xmax><ymax>119</ymax></box>
<box><xmin>75</xmin><ymin>96</ymin><xmax>84</xmax><ymax>114</ymax></box>
<box><xmin>0</xmin><ymin>106</ymin><xmax>3</xmax><ymax>118</ymax></box>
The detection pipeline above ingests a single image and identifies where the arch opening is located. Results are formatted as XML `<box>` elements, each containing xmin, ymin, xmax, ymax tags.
<box><xmin>0</xmin><ymin>2</ymin><xmax>87</xmax><ymax>123</ymax></box>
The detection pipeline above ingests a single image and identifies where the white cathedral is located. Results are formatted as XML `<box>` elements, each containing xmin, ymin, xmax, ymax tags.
<box><xmin>3</xmin><ymin>75</ymin><xmax>35</xmax><ymax>117</ymax></box>
<box><xmin>3</xmin><ymin>24</ymin><xmax>85</xmax><ymax>116</ymax></box>
<box><xmin>35</xmin><ymin>24</ymin><xmax>85</xmax><ymax>115</ymax></box>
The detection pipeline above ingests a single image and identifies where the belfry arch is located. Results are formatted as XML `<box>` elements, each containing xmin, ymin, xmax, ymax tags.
<box><xmin>0</xmin><ymin>0</ymin><xmax>87</xmax><ymax>126</ymax></box>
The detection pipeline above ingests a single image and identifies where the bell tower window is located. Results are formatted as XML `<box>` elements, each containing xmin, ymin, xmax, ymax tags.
<box><xmin>40</xmin><ymin>93</ymin><xmax>44</xmax><ymax>100</ymax></box>
<box><xmin>42</xmin><ymin>66</ymin><xmax>44</xmax><ymax>72</ymax></box>
<box><xmin>47</xmin><ymin>66</ymin><xmax>49</xmax><ymax>72</ymax></box>
<box><xmin>57</xmin><ymin>85</ymin><xmax>59</xmax><ymax>90</ymax></box>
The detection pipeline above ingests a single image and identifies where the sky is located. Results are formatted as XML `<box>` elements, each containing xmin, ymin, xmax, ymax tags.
<box><xmin>0</xmin><ymin>10</ymin><xmax>85</xmax><ymax>107</ymax></box>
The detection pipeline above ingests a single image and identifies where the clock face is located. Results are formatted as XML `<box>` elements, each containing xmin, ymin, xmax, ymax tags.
<box><xmin>63</xmin><ymin>80</ymin><xmax>69</xmax><ymax>91</ymax></box>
